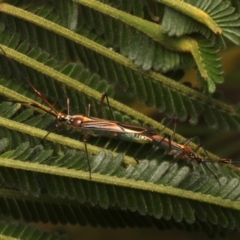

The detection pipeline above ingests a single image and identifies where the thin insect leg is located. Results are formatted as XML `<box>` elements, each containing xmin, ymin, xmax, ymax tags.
<box><xmin>134</xmin><ymin>117</ymin><xmax>178</xmax><ymax>161</ymax></box>
<box><xmin>161</xmin><ymin>150</ymin><xmax>185</xmax><ymax>179</ymax></box>
<box><xmin>87</xmin><ymin>104</ymin><xmax>91</xmax><ymax>117</ymax></box>
<box><xmin>40</xmin><ymin>126</ymin><xmax>56</xmax><ymax>143</ymax></box>
<box><xmin>139</xmin><ymin>135</ymin><xmax>169</xmax><ymax>160</ymax></box>
<box><xmin>98</xmin><ymin>93</ymin><xmax>138</xmax><ymax>164</ymax></box>
<box><xmin>159</xmin><ymin>117</ymin><xmax>178</xmax><ymax>152</ymax></box>
<box><xmin>67</xmin><ymin>98</ymin><xmax>70</xmax><ymax>115</ymax></box>
<box><xmin>83</xmin><ymin>133</ymin><xmax>92</xmax><ymax>179</ymax></box>
<box><xmin>180</xmin><ymin>140</ymin><xmax>223</xmax><ymax>184</ymax></box>
<box><xmin>184</xmin><ymin>140</ymin><xmax>222</xmax><ymax>184</ymax></box>
<box><xmin>160</xmin><ymin>134</ymin><xmax>185</xmax><ymax>175</ymax></box>
<box><xmin>132</xmin><ymin>149</ymin><xmax>142</xmax><ymax>163</ymax></box>
<box><xmin>200</xmin><ymin>145</ymin><xmax>218</xmax><ymax>162</ymax></box>
<box><xmin>192</xmin><ymin>143</ymin><xmax>209</xmax><ymax>161</ymax></box>
<box><xmin>84</xmin><ymin>104</ymin><xmax>93</xmax><ymax>177</ymax></box>
<box><xmin>200</xmin><ymin>161</ymin><xmax>221</xmax><ymax>185</ymax></box>
<box><xmin>168</xmin><ymin>134</ymin><xmax>172</xmax><ymax>151</ymax></box>
<box><xmin>132</xmin><ymin>136</ymin><xmax>152</xmax><ymax>163</ymax></box>
<box><xmin>156</xmin><ymin>117</ymin><xmax>178</xmax><ymax>137</ymax></box>
<box><xmin>190</xmin><ymin>140</ymin><xmax>222</xmax><ymax>177</ymax></box>
<box><xmin>193</xmin><ymin>144</ymin><xmax>201</xmax><ymax>152</ymax></box>
<box><xmin>13</xmin><ymin>103</ymin><xmax>56</xmax><ymax>145</ymax></box>
<box><xmin>200</xmin><ymin>144</ymin><xmax>223</xmax><ymax>179</ymax></box>
<box><xmin>69</xmin><ymin>96</ymin><xmax>92</xmax><ymax>177</ymax></box>
<box><xmin>182</xmin><ymin>138</ymin><xmax>194</xmax><ymax>146</ymax></box>
<box><xmin>98</xmin><ymin>93</ymin><xmax>114</xmax><ymax>120</ymax></box>
<box><xmin>171</xmin><ymin>117</ymin><xmax>177</xmax><ymax>142</ymax></box>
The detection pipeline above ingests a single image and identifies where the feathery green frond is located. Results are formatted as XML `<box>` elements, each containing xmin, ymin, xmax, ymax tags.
<box><xmin>0</xmin><ymin>1</ymin><xmax>240</xmax><ymax>239</ymax></box>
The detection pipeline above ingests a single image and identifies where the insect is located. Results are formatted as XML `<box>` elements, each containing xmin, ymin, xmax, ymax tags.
<box><xmin>148</xmin><ymin>132</ymin><xmax>239</xmax><ymax>184</ymax></box>
<box><xmin>95</xmin><ymin>99</ymin><xmax>240</xmax><ymax>184</ymax></box>
<box><xmin>0</xmin><ymin>45</ymin><xmax>172</xmax><ymax>178</ymax></box>
<box><xmin>132</xmin><ymin>116</ymin><xmax>239</xmax><ymax>184</ymax></box>
<box><xmin>0</xmin><ymin>45</ymin><xmax>238</xmax><ymax>183</ymax></box>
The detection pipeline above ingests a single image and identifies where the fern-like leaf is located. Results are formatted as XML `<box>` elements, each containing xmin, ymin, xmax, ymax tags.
<box><xmin>0</xmin><ymin>1</ymin><xmax>240</xmax><ymax>239</ymax></box>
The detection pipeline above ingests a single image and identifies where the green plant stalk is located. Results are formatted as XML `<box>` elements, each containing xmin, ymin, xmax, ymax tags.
<box><xmin>0</xmin><ymin>115</ymin><xmax>136</xmax><ymax>166</ymax></box>
<box><xmin>0</xmin><ymin>3</ymin><xmax>233</xmax><ymax>112</ymax></box>
<box><xmin>0</xmin><ymin>157</ymin><xmax>239</xmax><ymax>211</ymax></box>
<box><xmin>75</xmin><ymin>0</ymin><xmax>220</xmax><ymax>89</ymax></box>
<box><xmin>76</xmin><ymin>0</ymin><xmax>195</xmax><ymax>50</ymax></box>
<box><xmin>0</xmin><ymin>45</ymin><xmax>224</xmax><ymax>162</ymax></box>
<box><xmin>157</xmin><ymin>0</ymin><xmax>221</xmax><ymax>34</ymax></box>
<box><xmin>0</xmin><ymin>46</ymin><xmax>174</xmax><ymax>139</ymax></box>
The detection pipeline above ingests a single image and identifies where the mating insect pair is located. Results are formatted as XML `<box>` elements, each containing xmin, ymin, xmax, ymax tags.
<box><xmin>0</xmin><ymin>45</ymin><xmax>239</xmax><ymax>183</ymax></box>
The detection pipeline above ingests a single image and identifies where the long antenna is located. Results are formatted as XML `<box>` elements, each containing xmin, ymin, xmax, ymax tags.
<box><xmin>0</xmin><ymin>44</ymin><xmax>93</xmax><ymax>178</ymax></box>
<box><xmin>0</xmin><ymin>45</ymin><xmax>59</xmax><ymax>115</ymax></box>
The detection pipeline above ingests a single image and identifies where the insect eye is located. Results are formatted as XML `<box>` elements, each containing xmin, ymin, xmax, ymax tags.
<box><xmin>71</xmin><ymin>118</ymin><xmax>82</xmax><ymax>127</ymax></box>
